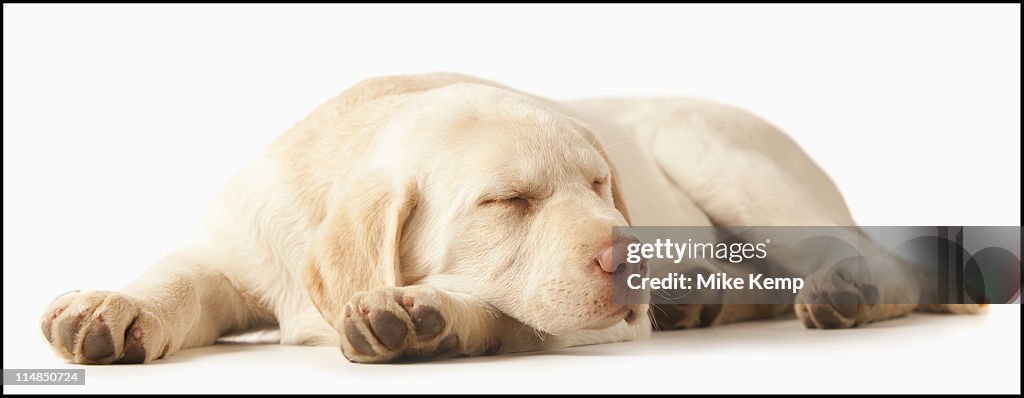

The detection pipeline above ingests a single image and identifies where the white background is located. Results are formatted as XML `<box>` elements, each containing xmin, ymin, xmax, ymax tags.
<box><xmin>3</xmin><ymin>4</ymin><xmax>1020</xmax><ymax>394</ymax></box>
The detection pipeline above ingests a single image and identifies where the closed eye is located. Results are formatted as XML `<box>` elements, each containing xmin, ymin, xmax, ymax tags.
<box><xmin>480</xmin><ymin>196</ymin><xmax>531</xmax><ymax>209</ymax></box>
<box><xmin>592</xmin><ymin>176</ymin><xmax>609</xmax><ymax>192</ymax></box>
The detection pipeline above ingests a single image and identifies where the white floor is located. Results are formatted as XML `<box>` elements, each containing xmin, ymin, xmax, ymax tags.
<box><xmin>4</xmin><ymin>306</ymin><xmax>1019</xmax><ymax>394</ymax></box>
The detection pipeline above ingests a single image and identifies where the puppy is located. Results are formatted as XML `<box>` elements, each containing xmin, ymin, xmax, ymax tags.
<box><xmin>40</xmin><ymin>73</ymin><xmax>980</xmax><ymax>364</ymax></box>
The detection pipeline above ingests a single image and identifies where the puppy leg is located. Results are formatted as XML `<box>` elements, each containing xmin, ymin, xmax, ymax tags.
<box><xmin>792</xmin><ymin>252</ymin><xmax>919</xmax><ymax>329</ymax></box>
<box><xmin>653</xmin><ymin>301</ymin><xmax>792</xmax><ymax>330</ymax></box>
<box><xmin>339</xmin><ymin>285</ymin><xmax>542</xmax><ymax>363</ymax></box>
<box><xmin>40</xmin><ymin>251</ymin><xmax>275</xmax><ymax>364</ymax></box>
<box><xmin>650</xmin><ymin>260</ymin><xmax>793</xmax><ymax>330</ymax></box>
<box><xmin>617</xmin><ymin>99</ymin><xmax>926</xmax><ymax>328</ymax></box>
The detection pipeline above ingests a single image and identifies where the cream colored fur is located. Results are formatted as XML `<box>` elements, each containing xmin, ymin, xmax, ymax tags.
<box><xmin>39</xmin><ymin>73</ymin><xmax>981</xmax><ymax>364</ymax></box>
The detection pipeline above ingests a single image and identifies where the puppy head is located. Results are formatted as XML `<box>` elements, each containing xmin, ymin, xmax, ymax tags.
<box><xmin>380</xmin><ymin>83</ymin><xmax>647</xmax><ymax>335</ymax></box>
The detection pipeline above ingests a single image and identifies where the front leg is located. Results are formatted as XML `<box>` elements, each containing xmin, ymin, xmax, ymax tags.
<box><xmin>340</xmin><ymin>285</ymin><xmax>541</xmax><ymax>363</ymax></box>
<box><xmin>650</xmin><ymin>260</ymin><xmax>793</xmax><ymax>330</ymax></box>
<box><xmin>40</xmin><ymin>251</ymin><xmax>275</xmax><ymax>364</ymax></box>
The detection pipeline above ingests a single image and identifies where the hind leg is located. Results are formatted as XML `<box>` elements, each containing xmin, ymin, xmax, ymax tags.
<box><xmin>598</xmin><ymin>98</ymin><xmax>942</xmax><ymax>328</ymax></box>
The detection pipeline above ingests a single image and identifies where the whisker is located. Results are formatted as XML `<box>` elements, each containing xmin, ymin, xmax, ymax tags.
<box><xmin>648</xmin><ymin>308</ymin><xmax>662</xmax><ymax>331</ymax></box>
<box><xmin>599</xmin><ymin>139</ymin><xmax>637</xmax><ymax>152</ymax></box>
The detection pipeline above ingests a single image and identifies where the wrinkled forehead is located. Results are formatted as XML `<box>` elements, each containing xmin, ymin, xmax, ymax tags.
<box><xmin>387</xmin><ymin>84</ymin><xmax>610</xmax><ymax>184</ymax></box>
<box><xmin>446</xmin><ymin>116</ymin><xmax>606</xmax><ymax>188</ymax></box>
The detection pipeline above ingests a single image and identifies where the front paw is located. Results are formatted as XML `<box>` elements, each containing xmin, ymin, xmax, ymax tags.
<box><xmin>651</xmin><ymin>303</ymin><xmax>723</xmax><ymax>330</ymax></box>
<box><xmin>40</xmin><ymin>290</ymin><xmax>169</xmax><ymax>364</ymax></box>
<box><xmin>649</xmin><ymin>266</ymin><xmax>725</xmax><ymax>330</ymax></box>
<box><xmin>340</xmin><ymin>286</ymin><xmax>459</xmax><ymax>363</ymax></box>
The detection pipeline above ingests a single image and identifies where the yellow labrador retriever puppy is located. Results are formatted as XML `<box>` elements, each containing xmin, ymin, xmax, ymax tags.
<box><xmin>40</xmin><ymin>73</ymin><xmax>979</xmax><ymax>364</ymax></box>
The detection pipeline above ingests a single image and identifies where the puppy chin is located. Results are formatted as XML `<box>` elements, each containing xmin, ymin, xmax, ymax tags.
<box><xmin>584</xmin><ymin>316</ymin><xmax>625</xmax><ymax>330</ymax></box>
<box><xmin>583</xmin><ymin>306</ymin><xmax>634</xmax><ymax>330</ymax></box>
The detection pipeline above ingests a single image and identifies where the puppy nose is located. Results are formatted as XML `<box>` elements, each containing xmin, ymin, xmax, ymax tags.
<box><xmin>596</xmin><ymin>238</ymin><xmax>641</xmax><ymax>274</ymax></box>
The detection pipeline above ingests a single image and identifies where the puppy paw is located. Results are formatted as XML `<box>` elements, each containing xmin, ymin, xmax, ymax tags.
<box><xmin>40</xmin><ymin>290</ymin><xmax>170</xmax><ymax>364</ymax></box>
<box><xmin>795</xmin><ymin>266</ymin><xmax>883</xmax><ymax>329</ymax></box>
<box><xmin>649</xmin><ymin>266</ymin><xmax>724</xmax><ymax>330</ymax></box>
<box><xmin>651</xmin><ymin>303</ymin><xmax>723</xmax><ymax>330</ymax></box>
<box><xmin>340</xmin><ymin>286</ymin><xmax>460</xmax><ymax>363</ymax></box>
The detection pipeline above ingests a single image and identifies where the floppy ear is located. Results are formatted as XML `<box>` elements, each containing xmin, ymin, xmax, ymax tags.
<box><xmin>606</xmin><ymin>162</ymin><xmax>632</xmax><ymax>225</ymax></box>
<box><xmin>574</xmin><ymin>125</ymin><xmax>632</xmax><ymax>226</ymax></box>
<box><xmin>302</xmin><ymin>171</ymin><xmax>418</xmax><ymax>331</ymax></box>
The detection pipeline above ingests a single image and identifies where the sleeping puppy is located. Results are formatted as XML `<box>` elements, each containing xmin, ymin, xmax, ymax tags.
<box><xmin>39</xmin><ymin>73</ymin><xmax>981</xmax><ymax>364</ymax></box>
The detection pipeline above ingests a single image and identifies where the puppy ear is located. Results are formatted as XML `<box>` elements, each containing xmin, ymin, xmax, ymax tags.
<box><xmin>559</xmin><ymin>116</ymin><xmax>633</xmax><ymax>225</ymax></box>
<box><xmin>606</xmin><ymin>163</ymin><xmax>632</xmax><ymax>225</ymax></box>
<box><xmin>302</xmin><ymin>171</ymin><xmax>417</xmax><ymax>331</ymax></box>
<box><xmin>578</xmin><ymin>129</ymin><xmax>632</xmax><ymax>225</ymax></box>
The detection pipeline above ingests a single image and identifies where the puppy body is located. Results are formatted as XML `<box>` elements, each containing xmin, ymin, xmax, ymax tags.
<box><xmin>40</xmin><ymin>73</ymin><xmax>980</xmax><ymax>364</ymax></box>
